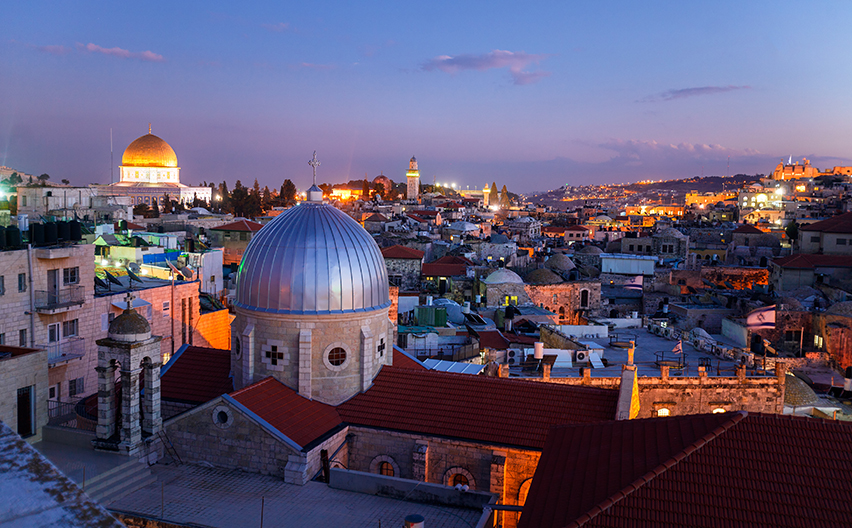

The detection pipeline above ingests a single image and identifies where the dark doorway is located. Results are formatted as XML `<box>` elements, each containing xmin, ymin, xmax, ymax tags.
<box><xmin>17</xmin><ymin>386</ymin><xmax>34</xmax><ymax>438</ymax></box>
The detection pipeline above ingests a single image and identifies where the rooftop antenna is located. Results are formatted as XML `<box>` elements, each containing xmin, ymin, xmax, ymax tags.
<box><xmin>110</xmin><ymin>128</ymin><xmax>113</xmax><ymax>184</ymax></box>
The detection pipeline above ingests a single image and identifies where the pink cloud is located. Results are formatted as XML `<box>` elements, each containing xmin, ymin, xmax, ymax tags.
<box><xmin>77</xmin><ymin>42</ymin><xmax>164</xmax><ymax>62</ymax></box>
<box><xmin>422</xmin><ymin>49</ymin><xmax>551</xmax><ymax>85</ymax></box>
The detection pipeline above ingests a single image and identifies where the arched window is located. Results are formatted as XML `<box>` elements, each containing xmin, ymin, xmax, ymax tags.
<box><xmin>451</xmin><ymin>473</ymin><xmax>469</xmax><ymax>487</ymax></box>
<box><xmin>657</xmin><ymin>408</ymin><xmax>670</xmax><ymax>417</ymax></box>
<box><xmin>444</xmin><ymin>467</ymin><xmax>476</xmax><ymax>490</ymax></box>
<box><xmin>580</xmin><ymin>289</ymin><xmax>589</xmax><ymax>308</ymax></box>
<box><xmin>369</xmin><ymin>455</ymin><xmax>400</xmax><ymax>477</ymax></box>
<box><xmin>712</xmin><ymin>408</ymin><xmax>726</xmax><ymax>414</ymax></box>
<box><xmin>379</xmin><ymin>461</ymin><xmax>394</xmax><ymax>476</ymax></box>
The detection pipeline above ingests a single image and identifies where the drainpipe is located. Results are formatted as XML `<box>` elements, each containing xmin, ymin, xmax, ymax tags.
<box><xmin>27</xmin><ymin>243</ymin><xmax>35</xmax><ymax>347</ymax></box>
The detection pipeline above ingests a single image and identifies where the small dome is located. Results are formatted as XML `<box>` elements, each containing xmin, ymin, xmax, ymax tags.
<box><xmin>524</xmin><ymin>268</ymin><xmax>564</xmax><ymax>285</ymax></box>
<box><xmin>108</xmin><ymin>307</ymin><xmax>151</xmax><ymax>342</ymax></box>
<box><xmin>235</xmin><ymin>202</ymin><xmax>390</xmax><ymax>314</ymax></box>
<box><xmin>490</xmin><ymin>234</ymin><xmax>510</xmax><ymax>244</ymax></box>
<box><xmin>121</xmin><ymin>133</ymin><xmax>178</xmax><ymax>168</ymax></box>
<box><xmin>784</xmin><ymin>374</ymin><xmax>820</xmax><ymax>406</ymax></box>
<box><xmin>577</xmin><ymin>245</ymin><xmax>603</xmax><ymax>255</ymax></box>
<box><xmin>545</xmin><ymin>253</ymin><xmax>576</xmax><ymax>272</ymax></box>
<box><xmin>655</xmin><ymin>228</ymin><xmax>686</xmax><ymax>239</ymax></box>
<box><xmin>482</xmin><ymin>269</ymin><xmax>524</xmax><ymax>285</ymax></box>
<box><xmin>595</xmin><ymin>215</ymin><xmax>613</xmax><ymax>222</ymax></box>
<box><xmin>446</xmin><ymin>221</ymin><xmax>479</xmax><ymax>232</ymax></box>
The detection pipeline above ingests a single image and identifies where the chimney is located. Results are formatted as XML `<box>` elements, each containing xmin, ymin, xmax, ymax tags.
<box><xmin>582</xmin><ymin>367</ymin><xmax>591</xmax><ymax>385</ymax></box>
<box><xmin>405</xmin><ymin>514</ymin><xmax>425</xmax><ymax>528</ymax></box>
<box><xmin>542</xmin><ymin>363</ymin><xmax>551</xmax><ymax>380</ymax></box>
<box><xmin>498</xmin><ymin>364</ymin><xmax>509</xmax><ymax>378</ymax></box>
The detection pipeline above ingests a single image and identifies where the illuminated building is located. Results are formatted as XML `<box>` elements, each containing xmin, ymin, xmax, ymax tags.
<box><xmin>405</xmin><ymin>156</ymin><xmax>420</xmax><ymax>200</ymax></box>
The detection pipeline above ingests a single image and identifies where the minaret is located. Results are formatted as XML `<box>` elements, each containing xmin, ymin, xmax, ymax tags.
<box><xmin>406</xmin><ymin>156</ymin><xmax>420</xmax><ymax>201</ymax></box>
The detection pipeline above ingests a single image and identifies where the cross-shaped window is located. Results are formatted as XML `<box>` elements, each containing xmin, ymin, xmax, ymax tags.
<box><xmin>377</xmin><ymin>338</ymin><xmax>386</xmax><ymax>357</ymax></box>
<box><xmin>265</xmin><ymin>345</ymin><xmax>284</xmax><ymax>365</ymax></box>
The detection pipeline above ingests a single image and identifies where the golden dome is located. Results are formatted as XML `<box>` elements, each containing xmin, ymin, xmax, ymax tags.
<box><xmin>121</xmin><ymin>133</ymin><xmax>178</xmax><ymax>168</ymax></box>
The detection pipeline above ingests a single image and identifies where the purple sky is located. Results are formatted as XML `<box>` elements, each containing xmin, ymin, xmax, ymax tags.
<box><xmin>3</xmin><ymin>1</ymin><xmax>852</xmax><ymax>193</ymax></box>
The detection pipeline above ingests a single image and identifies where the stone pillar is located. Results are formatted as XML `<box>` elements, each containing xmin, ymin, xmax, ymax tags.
<box><xmin>412</xmin><ymin>441</ymin><xmax>429</xmax><ymax>482</ymax></box>
<box><xmin>490</xmin><ymin>451</ymin><xmax>507</xmax><ymax>526</ymax></box>
<box><xmin>120</xmin><ymin>367</ymin><xmax>142</xmax><ymax>453</ymax></box>
<box><xmin>542</xmin><ymin>363</ymin><xmax>551</xmax><ymax>380</ymax></box>
<box><xmin>96</xmin><ymin>365</ymin><xmax>117</xmax><ymax>439</ymax></box>
<box><xmin>736</xmin><ymin>364</ymin><xmax>746</xmax><ymax>382</ymax></box>
<box><xmin>660</xmin><ymin>365</ymin><xmax>669</xmax><ymax>380</ymax></box>
<box><xmin>361</xmin><ymin>326</ymin><xmax>374</xmax><ymax>392</ymax></box>
<box><xmin>582</xmin><ymin>368</ymin><xmax>592</xmax><ymax>385</ymax></box>
<box><xmin>299</xmin><ymin>329</ymin><xmax>312</xmax><ymax>398</ymax></box>
<box><xmin>142</xmin><ymin>361</ymin><xmax>162</xmax><ymax>436</ymax></box>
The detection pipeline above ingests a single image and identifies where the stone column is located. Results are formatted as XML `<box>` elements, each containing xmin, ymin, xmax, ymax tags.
<box><xmin>361</xmin><ymin>326</ymin><xmax>374</xmax><ymax>392</ymax></box>
<box><xmin>490</xmin><ymin>451</ymin><xmax>507</xmax><ymax>527</ymax></box>
<box><xmin>142</xmin><ymin>362</ymin><xmax>162</xmax><ymax>436</ymax></box>
<box><xmin>412</xmin><ymin>441</ymin><xmax>429</xmax><ymax>482</ymax></box>
<box><xmin>298</xmin><ymin>329</ymin><xmax>312</xmax><ymax>398</ymax></box>
<box><xmin>96</xmin><ymin>364</ymin><xmax>117</xmax><ymax>439</ymax></box>
<box><xmin>120</xmin><ymin>367</ymin><xmax>143</xmax><ymax>452</ymax></box>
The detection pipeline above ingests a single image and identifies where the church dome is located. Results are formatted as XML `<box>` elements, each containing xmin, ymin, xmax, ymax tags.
<box><xmin>234</xmin><ymin>203</ymin><xmax>390</xmax><ymax>314</ymax></box>
<box><xmin>482</xmin><ymin>269</ymin><xmax>524</xmax><ymax>285</ymax></box>
<box><xmin>121</xmin><ymin>133</ymin><xmax>178</xmax><ymax>168</ymax></box>
<box><xmin>108</xmin><ymin>307</ymin><xmax>152</xmax><ymax>342</ymax></box>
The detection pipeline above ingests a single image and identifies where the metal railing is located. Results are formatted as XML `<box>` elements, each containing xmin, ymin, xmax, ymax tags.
<box><xmin>35</xmin><ymin>285</ymin><xmax>85</xmax><ymax>310</ymax></box>
<box><xmin>42</xmin><ymin>337</ymin><xmax>86</xmax><ymax>365</ymax></box>
<box><xmin>47</xmin><ymin>399</ymin><xmax>96</xmax><ymax>432</ymax></box>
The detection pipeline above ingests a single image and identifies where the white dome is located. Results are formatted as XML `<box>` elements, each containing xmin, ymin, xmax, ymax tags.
<box><xmin>482</xmin><ymin>269</ymin><xmax>524</xmax><ymax>285</ymax></box>
<box><xmin>234</xmin><ymin>203</ymin><xmax>390</xmax><ymax>314</ymax></box>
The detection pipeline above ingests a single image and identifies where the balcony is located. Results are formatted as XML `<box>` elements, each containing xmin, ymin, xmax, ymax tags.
<box><xmin>35</xmin><ymin>286</ymin><xmax>85</xmax><ymax>314</ymax></box>
<box><xmin>43</xmin><ymin>337</ymin><xmax>86</xmax><ymax>367</ymax></box>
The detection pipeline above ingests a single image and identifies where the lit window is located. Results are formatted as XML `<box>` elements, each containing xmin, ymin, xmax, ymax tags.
<box><xmin>657</xmin><ymin>408</ymin><xmax>670</xmax><ymax>417</ymax></box>
<box><xmin>451</xmin><ymin>473</ymin><xmax>469</xmax><ymax>487</ymax></box>
<box><xmin>712</xmin><ymin>408</ymin><xmax>726</xmax><ymax>414</ymax></box>
<box><xmin>379</xmin><ymin>462</ymin><xmax>394</xmax><ymax>477</ymax></box>
<box><xmin>328</xmin><ymin>347</ymin><xmax>346</xmax><ymax>366</ymax></box>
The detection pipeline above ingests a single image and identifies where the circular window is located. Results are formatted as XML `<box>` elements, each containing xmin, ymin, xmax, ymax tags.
<box><xmin>380</xmin><ymin>461</ymin><xmax>394</xmax><ymax>477</ymax></box>
<box><xmin>451</xmin><ymin>473</ymin><xmax>469</xmax><ymax>487</ymax></box>
<box><xmin>217</xmin><ymin>411</ymin><xmax>228</xmax><ymax>424</ymax></box>
<box><xmin>211</xmin><ymin>405</ymin><xmax>232</xmax><ymax>428</ymax></box>
<box><xmin>328</xmin><ymin>347</ymin><xmax>346</xmax><ymax>366</ymax></box>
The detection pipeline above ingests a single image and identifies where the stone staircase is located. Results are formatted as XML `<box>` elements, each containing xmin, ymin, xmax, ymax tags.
<box><xmin>82</xmin><ymin>458</ymin><xmax>157</xmax><ymax>505</ymax></box>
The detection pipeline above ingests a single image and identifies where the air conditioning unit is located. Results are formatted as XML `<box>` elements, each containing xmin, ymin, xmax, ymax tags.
<box><xmin>574</xmin><ymin>350</ymin><xmax>589</xmax><ymax>363</ymax></box>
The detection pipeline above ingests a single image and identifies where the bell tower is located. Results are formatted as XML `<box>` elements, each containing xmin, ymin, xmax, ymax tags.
<box><xmin>406</xmin><ymin>156</ymin><xmax>420</xmax><ymax>201</ymax></box>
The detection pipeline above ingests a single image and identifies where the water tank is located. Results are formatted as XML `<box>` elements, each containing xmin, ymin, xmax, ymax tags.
<box><xmin>6</xmin><ymin>226</ymin><xmax>22</xmax><ymax>247</ymax></box>
<box><xmin>69</xmin><ymin>220</ymin><xmax>82</xmax><ymax>240</ymax></box>
<box><xmin>44</xmin><ymin>222</ymin><xmax>58</xmax><ymax>245</ymax></box>
<box><xmin>462</xmin><ymin>301</ymin><xmax>470</xmax><ymax>314</ymax></box>
<box><xmin>57</xmin><ymin>221</ymin><xmax>71</xmax><ymax>241</ymax></box>
<box><xmin>17</xmin><ymin>214</ymin><xmax>28</xmax><ymax>231</ymax></box>
<box><xmin>534</xmin><ymin>342</ymin><xmax>544</xmax><ymax>360</ymax></box>
<box><xmin>29</xmin><ymin>223</ymin><xmax>45</xmax><ymax>246</ymax></box>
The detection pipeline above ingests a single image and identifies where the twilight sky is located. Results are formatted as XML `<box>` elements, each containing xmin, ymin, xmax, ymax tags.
<box><xmin>3</xmin><ymin>1</ymin><xmax>852</xmax><ymax>193</ymax></box>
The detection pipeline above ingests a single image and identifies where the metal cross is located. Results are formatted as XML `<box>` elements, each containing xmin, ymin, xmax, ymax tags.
<box><xmin>308</xmin><ymin>151</ymin><xmax>320</xmax><ymax>185</ymax></box>
<box><xmin>124</xmin><ymin>291</ymin><xmax>135</xmax><ymax>311</ymax></box>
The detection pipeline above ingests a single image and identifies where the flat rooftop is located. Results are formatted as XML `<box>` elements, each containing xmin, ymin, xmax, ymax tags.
<box><xmin>111</xmin><ymin>464</ymin><xmax>484</xmax><ymax>528</ymax></box>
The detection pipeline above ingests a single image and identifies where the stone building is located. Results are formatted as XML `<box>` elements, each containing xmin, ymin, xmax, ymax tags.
<box><xmin>381</xmin><ymin>245</ymin><xmax>424</xmax><ymax>292</ymax></box>
<box><xmin>482</xmin><ymin>269</ymin><xmax>530</xmax><ymax>306</ymax></box>
<box><xmin>0</xmin><ymin>345</ymin><xmax>48</xmax><ymax>443</ymax></box>
<box><xmin>652</xmin><ymin>227</ymin><xmax>689</xmax><ymax>259</ymax></box>
<box><xmin>798</xmin><ymin>212</ymin><xmax>852</xmax><ymax>255</ymax></box>
<box><xmin>208</xmin><ymin>219</ymin><xmax>265</xmax><ymax>265</ymax></box>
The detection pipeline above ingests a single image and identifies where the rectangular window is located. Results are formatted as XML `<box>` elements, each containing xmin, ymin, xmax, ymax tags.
<box><xmin>69</xmin><ymin>377</ymin><xmax>85</xmax><ymax>397</ymax></box>
<box><xmin>49</xmin><ymin>385</ymin><xmax>57</xmax><ymax>399</ymax></box>
<box><xmin>629</xmin><ymin>245</ymin><xmax>634</xmax><ymax>251</ymax></box>
<box><xmin>838</xmin><ymin>239</ymin><xmax>847</xmax><ymax>246</ymax></box>
<box><xmin>810</xmin><ymin>236</ymin><xmax>819</xmax><ymax>243</ymax></box>
<box><xmin>224</xmin><ymin>232</ymin><xmax>231</xmax><ymax>241</ymax></box>
<box><xmin>163</xmin><ymin>301</ymin><xmax>170</xmax><ymax>317</ymax></box>
<box><xmin>18</xmin><ymin>273</ymin><xmax>26</xmax><ymax>293</ymax></box>
<box><xmin>240</xmin><ymin>232</ymin><xmax>248</xmax><ymax>241</ymax></box>
<box><xmin>63</xmin><ymin>267</ymin><xmax>80</xmax><ymax>285</ymax></box>
<box><xmin>146</xmin><ymin>305</ymin><xmax>152</xmax><ymax>320</ymax></box>
<box><xmin>101</xmin><ymin>313</ymin><xmax>109</xmax><ymax>332</ymax></box>
<box><xmin>62</xmin><ymin>319</ymin><xmax>78</xmax><ymax>337</ymax></box>
<box><xmin>0</xmin><ymin>276</ymin><xmax>4</xmax><ymax>295</ymax></box>
<box><xmin>19</xmin><ymin>329</ymin><xmax>27</xmax><ymax>347</ymax></box>
<box><xmin>784</xmin><ymin>330</ymin><xmax>802</xmax><ymax>342</ymax></box>
<box><xmin>0</xmin><ymin>333</ymin><xmax>4</xmax><ymax>345</ymax></box>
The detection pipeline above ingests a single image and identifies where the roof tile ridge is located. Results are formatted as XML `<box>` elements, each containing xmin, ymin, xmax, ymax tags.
<box><xmin>229</xmin><ymin>376</ymin><xmax>275</xmax><ymax>397</ymax></box>
<box><xmin>566</xmin><ymin>411</ymin><xmax>747</xmax><ymax>528</ymax></box>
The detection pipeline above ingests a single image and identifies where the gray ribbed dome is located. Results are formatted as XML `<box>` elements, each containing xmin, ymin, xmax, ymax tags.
<box><xmin>234</xmin><ymin>203</ymin><xmax>390</xmax><ymax>314</ymax></box>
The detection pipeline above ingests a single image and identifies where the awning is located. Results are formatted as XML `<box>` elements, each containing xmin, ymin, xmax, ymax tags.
<box><xmin>111</xmin><ymin>298</ymin><xmax>152</xmax><ymax>311</ymax></box>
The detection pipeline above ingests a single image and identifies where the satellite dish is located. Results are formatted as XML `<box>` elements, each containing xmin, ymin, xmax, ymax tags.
<box><xmin>94</xmin><ymin>276</ymin><xmax>110</xmax><ymax>289</ymax></box>
<box><xmin>104</xmin><ymin>269</ymin><xmax>124</xmax><ymax>287</ymax></box>
<box><xmin>724</xmin><ymin>281</ymin><xmax>735</xmax><ymax>289</ymax></box>
<box><xmin>125</xmin><ymin>266</ymin><xmax>144</xmax><ymax>286</ymax></box>
<box><xmin>687</xmin><ymin>286</ymin><xmax>698</xmax><ymax>294</ymax></box>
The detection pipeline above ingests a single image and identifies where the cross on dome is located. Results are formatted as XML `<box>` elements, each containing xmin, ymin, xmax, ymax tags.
<box><xmin>308</xmin><ymin>151</ymin><xmax>320</xmax><ymax>185</ymax></box>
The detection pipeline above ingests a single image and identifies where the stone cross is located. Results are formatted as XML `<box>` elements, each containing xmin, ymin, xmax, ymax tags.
<box><xmin>308</xmin><ymin>151</ymin><xmax>320</xmax><ymax>185</ymax></box>
<box><xmin>124</xmin><ymin>291</ymin><xmax>135</xmax><ymax>311</ymax></box>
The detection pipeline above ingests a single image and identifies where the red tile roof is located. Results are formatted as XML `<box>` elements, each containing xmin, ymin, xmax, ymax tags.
<box><xmin>434</xmin><ymin>255</ymin><xmax>474</xmax><ymax>265</ymax></box>
<box><xmin>161</xmin><ymin>346</ymin><xmax>234</xmax><ymax>404</ymax></box>
<box><xmin>338</xmin><ymin>367</ymin><xmax>618</xmax><ymax>449</ymax></box>
<box><xmin>392</xmin><ymin>346</ymin><xmax>427</xmax><ymax>370</ymax></box>
<box><xmin>476</xmin><ymin>330</ymin><xmax>510</xmax><ymax>350</ymax></box>
<box><xmin>565</xmin><ymin>225</ymin><xmax>590</xmax><ymax>232</ymax></box>
<box><xmin>230</xmin><ymin>377</ymin><xmax>343</xmax><ymax>449</ymax></box>
<box><xmin>411</xmin><ymin>210</ymin><xmax>439</xmax><ymax>217</ymax></box>
<box><xmin>381</xmin><ymin>245</ymin><xmax>425</xmax><ymax>260</ymax></box>
<box><xmin>406</xmin><ymin>214</ymin><xmax>428</xmax><ymax>224</ymax></box>
<box><xmin>438</xmin><ymin>201</ymin><xmax>464</xmax><ymax>209</ymax></box>
<box><xmin>520</xmin><ymin>412</ymin><xmax>852</xmax><ymax>528</ymax></box>
<box><xmin>542</xmin><ymin>226</ymin><xmax>567</xmax><ymax>235</ymax></box>
<box><xmin>800</xmin><ymin>212</ymin><xmax>852</xmax><ymax>233</ymax></box>
<box><xmin>364</xmin><ymin>213</ymin><xmax>389</xmax><ymax>222</ymax></box>
<box><xmin>732</xmin><ymin>224</ymin><xmax>764</xmax><ymax>234</ymax></box>
<box><xmin>211</xmin><ymin>219</ymin><xmax>265</xmax><ymax>232</ymax></box>
<box><xmin>114</xmin><ymin>221</ymin><xmax>146</xmax><ymax>231</ymax></box>
<box><xmin>772</xmin><ymin>253</ymin><xmax>852</xmax><ymax>269</ymax></box>
<box><xmin>422</xmin><ymin>262</ymin><xmax>468</xmax><ymax>277</ymax></box>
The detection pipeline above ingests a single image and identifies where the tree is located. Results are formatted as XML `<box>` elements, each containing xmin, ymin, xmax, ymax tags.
<box><xmin>61</xmin><ymin>179</ymin><xmax>70</xmax><ymax>185</ymax></box>
<box><xmin>785</xmin><ymin>220</ymin><xmax>799</xmax><ymax>244</ymax></box>
<box><xmin>280</xmin><ymin>179</ymin><xmax>297</xmax><ymax>204</ymax></box>
<box><xmin>133</xmin><ymin>203</ymin><xmax>152</xmax><ymax>217</ymax></box>
<box><xmin>319</xmin><ymin>183</ymin><xmax>332</xmax><ymax>197</ymax></box>
<box><xmin>489</xmin><ymin>182</ymin><xmax>499</xmax><ymax>206</ymax></box>
<box><xmin>362</xmin><ymin>180</ymin><xmax>370</xmax><ymax>198</ymax></box>
<box><xmin>37</xmin><ymin>174</ymin><xmax>50</xmax><ymax>184</ymax></box>
<box><xmin>373</xmin><ymin>182</ymin><xmax>385</xmax><ymax>199</ymax></box>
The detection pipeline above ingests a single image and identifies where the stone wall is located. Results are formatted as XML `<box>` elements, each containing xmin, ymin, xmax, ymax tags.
<box><xmin>384</xmin><ymin>258</ymin><xmax>422</xmax><ymax>292</ymax></box>
<box><xmin>485</xmin><ymin>282</ymin><xmax>530</xmax><ymax>307</ymax></box>
<box><xmin>0</xmin><ymin>349</ymin><xmax>49</xmax><ymax>442</ymax></box>
<box><xmin>347</xmin><ymin>426</ymin><xmax>539</xmax><ymax>528</ymax></box>
<box><xmin>164</xmin><ymin>397</ymin><xmax>298</xmax><ymax>478</ymax></box>
<box><xmin>536</xmin><ymin>364</ymin><xmax>787</xmax><ymax>418</ymax></box>
<box><xmin>814</xmin><ymin>312</ymin><xmax>852</xmax><ymax>370</ymax></box>
<box><xmin>525</xmin><ymin>281</ymin><xmax>601</xmax><ymax>325</ymax></box>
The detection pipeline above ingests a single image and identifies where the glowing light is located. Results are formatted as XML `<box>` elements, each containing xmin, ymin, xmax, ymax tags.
<box><xmin>101</xmin><ymin>259</ymin><xmax>109</xmax><ymax>266</ymax></box>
